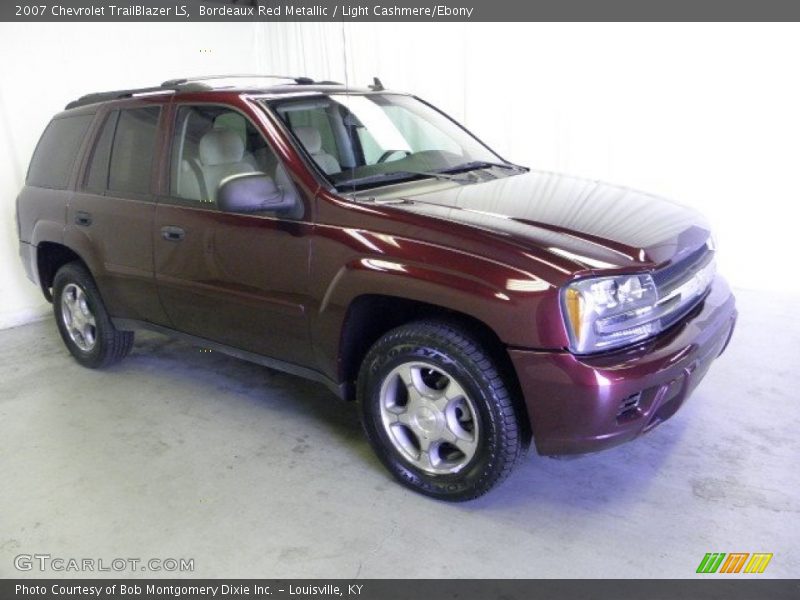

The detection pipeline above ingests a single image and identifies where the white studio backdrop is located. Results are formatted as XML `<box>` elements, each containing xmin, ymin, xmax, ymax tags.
<box><xmin>1</xmin><ymin>22</ymin><xmax>798</xmax><ymax>329</ymax></box>
<box><xmin>0</xmin><ymin>22</ymin><xmax>264</xmax><ymax>329</ymax></box>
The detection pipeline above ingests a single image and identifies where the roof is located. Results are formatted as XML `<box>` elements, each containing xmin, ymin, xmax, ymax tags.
<box><xmin>64</xmin><ymin>75</ymin><xmax>382</xmax><ymax>110</ymax></box>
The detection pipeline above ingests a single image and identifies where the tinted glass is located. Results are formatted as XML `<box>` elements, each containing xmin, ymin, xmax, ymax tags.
<box><xmin>84</xmin><ymin>111</ymin><xmax>118</xmax><ymax>193</ymax></box>
<box><xmin>168</xmin><ymin>105</ymin><xmax>302</xmax><ymax>218</ymax></box>
<box><xmin>108</xmin><ymin>107</ymin><xmax>160</xmax><ymax>195</ymax></box>
<box><xmin>170</xmin><ymin>105</ymin><xmax>280</xmax><ymax>204</ymax></box>
<box><xmin>27</xmin><ymin>115</ymin><xmax>93</xmax><ymax>189</ymax></box>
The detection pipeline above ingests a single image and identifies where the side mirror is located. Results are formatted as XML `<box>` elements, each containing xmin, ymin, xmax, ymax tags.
<box><xmin>216</xmin><ymin>173</ymin><xmax>297</xmax><ymax>214</ymax></box>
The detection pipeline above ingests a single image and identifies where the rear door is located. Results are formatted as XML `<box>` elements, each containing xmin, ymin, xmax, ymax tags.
<box><xmin>153</xmin><ymin>103</ymin><xmax>314</xmax><ymax>366</ymax></box>
<box><xmin>65</xmin><ymin>102</ymin><xmax>170</xmax><ymax>325</ymax></box>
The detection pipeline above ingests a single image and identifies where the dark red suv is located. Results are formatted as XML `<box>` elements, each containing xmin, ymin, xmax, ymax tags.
<box><xmin>16</xmin><ymin>75</ymin><xmax>737</xmax><ymax>500</ymax></box>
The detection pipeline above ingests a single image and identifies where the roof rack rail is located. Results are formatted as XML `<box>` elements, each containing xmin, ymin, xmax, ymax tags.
<box><xmin>161</xmin><ymin>74</ymin><xmax>315</xmax><ymax>87</ymax></box>
<box><xmin>64</xmin><ymin>86</ymin><xmax>176</xmax><ymax>110</ymax></box>
<box><xmin>65</xmin><ymin>75</ymin><xmax>320</xmax><ymax>110</ymax></box>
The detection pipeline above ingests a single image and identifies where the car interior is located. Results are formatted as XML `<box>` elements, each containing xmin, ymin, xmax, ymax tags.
<box><xmin>271</xmin><ymin>93</ymin><xmax>500</xmax><ymax>189</ymax></box>
<box><xmin>170</xmin><ymin>106</ymin><xmax>302</xmax><ymax>218</ymax></box>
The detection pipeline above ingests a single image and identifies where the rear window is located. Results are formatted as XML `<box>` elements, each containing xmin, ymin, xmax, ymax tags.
<box><xmin>108</xmin><ymin>107</ymin><xmax>161</xmax><ymax>195</ymax></box>
<box><xmin>27</xmin><ymin>115</ymin><xmax>93</xmax><ymax>189</ymax></box>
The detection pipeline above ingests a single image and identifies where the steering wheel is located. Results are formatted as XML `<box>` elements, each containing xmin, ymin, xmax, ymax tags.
<box><xmin>377</xmin><ymin>150</ymin><xmax>411</xmax><ymax>163</ymax></box>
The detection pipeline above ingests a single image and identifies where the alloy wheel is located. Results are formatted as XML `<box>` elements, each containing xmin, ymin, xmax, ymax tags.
<box><xmin>60</xmin><ymin>283</ymin><xmax>97</xmax><ymax>352</ymax></box>
<box><xmin>378</xmin><ymin>361</ymin><xmax>480</xmax><ymax>475</ymax></box>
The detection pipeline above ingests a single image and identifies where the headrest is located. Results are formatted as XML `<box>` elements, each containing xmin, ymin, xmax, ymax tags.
<box><xmin>199</xmin><ymin>128</ymin><xmax>245</xmax><ymax>166</ymax></box>
<box><xmin>214</xmin><ymin>113</ymin><xmax>248</xmax><ymax>145</ymax></box>
<box><xmin>294</xmin><ymin>126</ymin><xmax>322</xmax><ymax>154</ymax></box>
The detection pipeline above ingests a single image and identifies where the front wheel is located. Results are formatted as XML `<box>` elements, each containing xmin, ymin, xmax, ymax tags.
<box><xmin>357</xmin><ymin>320</ymin><xmax>526</xmax><ymax>501</ymax></box>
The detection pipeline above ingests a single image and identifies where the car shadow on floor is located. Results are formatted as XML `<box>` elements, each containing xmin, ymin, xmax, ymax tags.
<box><xmin>101</xmin><ymin>329</ymin><xmax>692</xmax><ymax>511</ymax></box>
<box><xmin>124</xmin><ymin>331</ymin><xmax>378</xmax><ymax>461</ymax></box>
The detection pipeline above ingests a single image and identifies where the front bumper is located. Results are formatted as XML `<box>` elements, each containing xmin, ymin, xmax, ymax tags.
<box><xmin>509</xmin><ymin>275</ymin><xmax>737</xmax><ymax>456</ymax></box>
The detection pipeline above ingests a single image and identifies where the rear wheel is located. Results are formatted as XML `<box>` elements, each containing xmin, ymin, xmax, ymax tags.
<box><xmin>53</xmin><ymin>261</ymin><xmax>134</xmax><ymax>368</ymax></box>
<box><xmin>358</xmin><ymin>320</ymin><xmax>525</xmax><ymax>501</ymax></box>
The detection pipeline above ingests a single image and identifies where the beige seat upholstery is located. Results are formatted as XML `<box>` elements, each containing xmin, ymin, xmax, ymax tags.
<box><xmin>213</xmin><ymin>113</ymin><xmax>258</xmax><ymax>169</ymax></box>
<box><xmin>294</xmin><ymin>126</ymin><xmax>341</xmax><ymax>175</ymax></box>
<box><xmin>186</xmin><ymin>128</ymin><xmax>257</xmax><ymax>202</ymax></box>
<box><xmin>177</xmin><ymin>159</ymin><xmax>203</xmax><ymax>201</ymax></box>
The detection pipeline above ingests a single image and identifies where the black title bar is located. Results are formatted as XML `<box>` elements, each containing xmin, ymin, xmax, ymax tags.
<box><xmin>3</xmin><ymin>579</ymin><xmax>800</xmax><ymax>600</ymax></box>
<box><xmin>5</xmin><ymin>0</ymin><xmax>800</xmax><ymax>22</ymax></box>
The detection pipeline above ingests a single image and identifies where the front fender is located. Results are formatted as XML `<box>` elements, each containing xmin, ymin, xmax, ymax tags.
<box><xmin>310</xmin><ymin>231</ymin><xmax>565</xmax><ymax>381</ymax></box>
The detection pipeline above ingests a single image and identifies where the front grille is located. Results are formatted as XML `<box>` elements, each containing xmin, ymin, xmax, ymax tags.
<box><xmin>652</xmin><ymin>243</ymin><xmax>712</xmax><ymax>290</ymax></box>
<box><xmin>652</xmin><ymin>242</ymin><xmax>715</xmax><ymax>331</ymax></box>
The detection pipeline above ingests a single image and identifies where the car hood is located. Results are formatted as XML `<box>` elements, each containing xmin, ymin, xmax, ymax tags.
<box><xmin>373</xmin><ymin>169</ymin><xmax>711</xmax><ymax>271</ymax></box>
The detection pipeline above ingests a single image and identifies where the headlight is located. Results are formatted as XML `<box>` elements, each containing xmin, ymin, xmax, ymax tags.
<box><xmin>562</xmin><ymin>273</ymin><xmax>659</xmax><ymax>354</ymax></box>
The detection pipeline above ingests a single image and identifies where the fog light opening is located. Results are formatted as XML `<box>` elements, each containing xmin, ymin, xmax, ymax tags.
<box><xmin>616</xmin><ymin>392</ymin><xmax>642</xmax><ymax>420</ymax></box>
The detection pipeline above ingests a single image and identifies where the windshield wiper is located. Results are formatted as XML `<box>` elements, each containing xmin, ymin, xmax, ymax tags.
<box><xmin>335</xmin><ymin>169</ymin><xmax>460</xmax><ymax>190</ymax></box>
<box><xmin>334</xmin><ymin>162</ymin><xmax>525</xmax><ymax>190</ymax></box>
<box><xmin>438</xmin><ymin>160</ymin><xmax>527</xmax><ymax>175</ymax></box>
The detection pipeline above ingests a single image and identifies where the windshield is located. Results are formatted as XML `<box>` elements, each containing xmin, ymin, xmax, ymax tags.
<box><xmin>267</xmin><ymin>93</ymin><xmax>519</xmax><ymax>191</ymax></box>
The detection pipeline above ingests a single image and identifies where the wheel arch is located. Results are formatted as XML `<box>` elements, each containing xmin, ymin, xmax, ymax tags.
<box><xmin>336</xmin><ymin>293</ymin><xmax>532</xmax><ymax>444</ymax></box>
<box><xmin>36</xmin><ymin>242</ymin><xmax>88</xmax><ymax>302</ymax></box>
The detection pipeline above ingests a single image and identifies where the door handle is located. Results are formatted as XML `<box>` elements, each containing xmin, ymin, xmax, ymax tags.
<box><xmin>161</xmin><ymin>225</ymin><xmax>186</xmax><ymax>242</ymax></box>
<box><xmin>75</xmin><ymin>211</ymin><xmax>92</xmax><ymax>226</ymax></box>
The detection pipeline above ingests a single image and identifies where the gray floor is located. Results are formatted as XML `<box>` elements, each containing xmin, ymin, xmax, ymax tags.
<box><xmin>1</xmin><ymin>288</ymin><xmax>797</xmax><ymax>579</ymax></box>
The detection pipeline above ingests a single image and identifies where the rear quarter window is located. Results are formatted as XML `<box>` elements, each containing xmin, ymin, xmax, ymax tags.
<box><xmin>26</xmin><ymin>114</ymin><xmax>94</xmax><ymax>189</ymax></box>
<box><xmin>83</xmin><ymin>111</ymin><xmax>119</xmax><ymax>193</ymax></box>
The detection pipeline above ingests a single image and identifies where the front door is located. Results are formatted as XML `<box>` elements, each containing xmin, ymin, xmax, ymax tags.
<box><xmin>153</xmin><ymin>103</ymin><xmax>313</xmax><ymax>366</ymax></box>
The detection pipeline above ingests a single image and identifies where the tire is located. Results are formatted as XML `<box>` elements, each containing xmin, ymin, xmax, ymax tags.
<box><xmin>357</xmin><ymin>320</ymin><xmax>526</xmax><ymax>501</ymax></box>
<box><xmin>52</xmin><ymin>261</ymin><xmax>134</xmax><ymax>369</ymax></box>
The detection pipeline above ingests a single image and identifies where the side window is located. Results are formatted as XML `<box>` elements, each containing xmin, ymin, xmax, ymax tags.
<box><xmin>27</xmin><ymin>114</ymin><xmax>93</xmax><ymax>189</ymax></box>
<box><xmin>169</xmin><ymin>105</ymin><xmax>300</xmax><ymax>218</ymax></box>
<box><xmin>108</xmin><ymin>107</ymin><xmax>160</xmax><ymax>195</ymax></box>
<box><xmin>83</xmin><ymin>111</ymin><xmax>118</xmax><ymax>193</ymax></box>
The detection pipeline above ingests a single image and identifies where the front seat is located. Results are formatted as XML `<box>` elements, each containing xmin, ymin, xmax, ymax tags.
<box><xmin>293</xmin><ymin>126</ymin><xmax>341</xmax><ymax>175</ymax></box>
<box><xmin>213</xmin><ymin>112</ymin><xmax>260</xmax><ymax>169</ymax></box>
<box><xmin>194</xmin><ymin>127</ymin><xmax>259</xmax><ymax>202</ymax></box>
